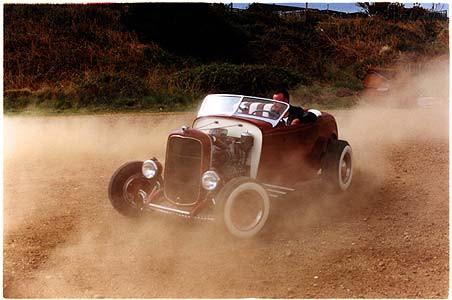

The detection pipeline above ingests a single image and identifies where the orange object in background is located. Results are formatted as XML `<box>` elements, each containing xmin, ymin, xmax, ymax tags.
<box><xmin>363</xmin><ymin>70</ymin><xmax>391</xmax><ymax>92</ymax></box>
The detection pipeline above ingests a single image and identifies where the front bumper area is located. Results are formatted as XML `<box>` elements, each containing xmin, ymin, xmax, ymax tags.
<box><xmin>141</xmin><ymin>188</ymin><xmax>215</xmax><ymax>221</ymax></box>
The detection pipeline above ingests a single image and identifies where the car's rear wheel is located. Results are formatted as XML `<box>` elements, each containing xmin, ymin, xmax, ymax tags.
<box><xmin>108</xmin><ymin>161</ymin><xmax>162</xmax><ymax>217</ymax></box>
<box><xmin>215</xmin><ymin>177</ymin><xmax>270</xmax><ymax>238</ymax></box>
<box><xmin>322</xmin><ymin>140</ymin><xmax>353</xmax><ymax>191</ymax></box>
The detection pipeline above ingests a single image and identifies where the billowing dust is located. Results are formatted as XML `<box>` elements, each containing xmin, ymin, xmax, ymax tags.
<box><xmin>3</xmin><ymin>58</ymin><xmax>448</xmax><ymax>298</ymax></box>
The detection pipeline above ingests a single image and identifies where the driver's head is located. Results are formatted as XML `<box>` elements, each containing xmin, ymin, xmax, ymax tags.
<box><xmin>272</xmin><ymin>88</ymin><xmax>290</xmax><ymax>103</ymax></box>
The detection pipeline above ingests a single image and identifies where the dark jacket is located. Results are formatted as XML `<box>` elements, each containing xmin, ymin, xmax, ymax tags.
<box><xmin>287</xmin><ymin>105</ymin><xmax>318</xmax><ymax>125</ymax></box>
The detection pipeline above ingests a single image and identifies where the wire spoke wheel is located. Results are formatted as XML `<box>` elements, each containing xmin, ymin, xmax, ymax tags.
<box><xmin>122</xmin><ymin>175</ymin><xmax>153</xmax><ymax>208</ymax></box>
<box><xmin>108</xmin><ymin>161</ymin><xmax>162</xmax><ymax>217</ymax></box>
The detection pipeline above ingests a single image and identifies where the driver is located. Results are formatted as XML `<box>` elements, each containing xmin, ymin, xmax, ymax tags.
<box><xmin>272</xmin><ymin>88</ymin><xmax>317</xmax><ymax>125</ymax></box>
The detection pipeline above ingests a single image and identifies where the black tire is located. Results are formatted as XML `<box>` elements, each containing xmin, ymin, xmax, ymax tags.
<box><xmin>322</xmin><ymin>140</ymin><xmax>353</xmax><ymax>191</ymax></box>
<box><xmin>215</xmin><ymin>177</ymin><xmax>270</xmax><ymax>238</ymax></box>
<box><xmin>108</xmin><ymin>161</ymin><xmax>162</xmax><ymax>217</ymax></box>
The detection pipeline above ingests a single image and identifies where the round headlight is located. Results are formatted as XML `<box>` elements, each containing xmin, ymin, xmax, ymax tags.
<box><xmin>201</xmin><ymin>170</ymin><xmax>220</xmax><ymax>191</ymax></box>
<box><xmin>142</xmin><ymin>160</ymin><xmax>158</xmax><ymax>179</ymax></box>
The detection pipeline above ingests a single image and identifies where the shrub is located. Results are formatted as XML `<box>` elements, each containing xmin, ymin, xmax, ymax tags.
<box><xmin>172</xmin><ymin>63</ymin><xmax>306</xmax><ymax>97</ymax></box>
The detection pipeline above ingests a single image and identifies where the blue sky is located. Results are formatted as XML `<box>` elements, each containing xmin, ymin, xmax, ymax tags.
<box><xmin>232</xmin><ymin>2</ymin><xmax>449</xmax><ymax>14</ymax></box>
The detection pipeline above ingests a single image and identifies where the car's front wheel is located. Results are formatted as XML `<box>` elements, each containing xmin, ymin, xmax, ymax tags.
<box><xmin>322</xmin><ymin>140</ymin><xmax>353</xmax><ymax>191</ymax></box>
<box><xmin>108</xmin><ymin>161</ymin><xmax>162</xmax><ymax>217</ymax></box>
<box><xmin>215</xmin><ymin>177</ymin><xmax>270</xmax><ymax>238</ymax></box>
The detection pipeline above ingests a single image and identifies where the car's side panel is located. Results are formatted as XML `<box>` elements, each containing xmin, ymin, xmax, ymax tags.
<box><xmin>257</xmin><ymin>113</ymin><xmax>338</xmax><ymax>186</ymax></box>
<box><xmin>257</xmin><ymin>124</ymin><xmax>317</xmax><ymax>185</ymax></box>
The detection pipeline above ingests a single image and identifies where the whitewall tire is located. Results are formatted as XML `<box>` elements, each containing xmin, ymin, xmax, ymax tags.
<box><xmin>323</xmin><ymin>140</ymin><xmax>353</xmax><ymax>191</ymax></box>
<box><xmin>216</xmin><ymin>177</ymin><xmax>270</xmax><ymax>238</ymax></box>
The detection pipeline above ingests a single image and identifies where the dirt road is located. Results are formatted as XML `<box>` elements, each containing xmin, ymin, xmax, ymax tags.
<box><xmin>3</xmin><ymin>100</ymin><xmax>449</xmax><ymax>298</ymax></box>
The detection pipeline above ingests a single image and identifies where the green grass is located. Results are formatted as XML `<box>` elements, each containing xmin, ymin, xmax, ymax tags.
<box><xmin>4</xmin><ymin>85</ymin><xmax>360</xmax><ymax>116</ymax></box>
<box><xmin>4</xmin><ymin>80</ymin><xmax>363</xmax><ymax>116</ymax></box>
<box><xmin>4</xmin><ymin>95</ymin><xmax>200</xmax><ymax>116</ymax></box>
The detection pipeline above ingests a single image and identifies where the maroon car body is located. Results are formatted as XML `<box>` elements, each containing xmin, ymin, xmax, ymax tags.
<box><xmin>190</xmin><ymin>112</ymin><xmax>337</xmax><ymax>186</ymax></box>
<box><xmin>108</xmin><ymin>94</ymin><xmax>352</xmax><ymax>238</ymax></box>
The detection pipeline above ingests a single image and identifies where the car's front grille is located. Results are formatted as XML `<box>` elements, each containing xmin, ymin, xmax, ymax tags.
<box><xmin>164</xmin><ymin>136</ymin><xmax>202</xmax><ymax>205</ymax></box>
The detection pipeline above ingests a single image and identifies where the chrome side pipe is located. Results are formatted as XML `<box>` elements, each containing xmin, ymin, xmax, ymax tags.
<box><xmin>262</xmin><ymin>183</ymin><xmax>295</xmax><ymax>199</ymax></box>
<box><xmin>147</xmin><ymin>203</ymin><xmax>190</xmax><ymax>215</ymax></box>
<box><xmin>143</xmin><ymin>202</ymin><xmax>215</xmax><ymax>221</ymax></box>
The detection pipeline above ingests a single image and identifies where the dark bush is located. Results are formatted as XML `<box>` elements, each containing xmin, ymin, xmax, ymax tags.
<box><xmin>173</xmin><ymin>63</ymin><xmax>306</xmax><ymax>97</ymax></box>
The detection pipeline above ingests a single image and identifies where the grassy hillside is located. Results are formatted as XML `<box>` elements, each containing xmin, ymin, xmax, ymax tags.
<box><xmin>4</xmin><ymin>3</ymin><xmax>449</xmax><ymax>113</ymax></box>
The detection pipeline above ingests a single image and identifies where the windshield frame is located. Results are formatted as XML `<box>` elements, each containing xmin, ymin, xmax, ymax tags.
<box><xmin>197</xmin><ymin>94</ymin><xmax>290</xmax><ymax>127</ymax></box>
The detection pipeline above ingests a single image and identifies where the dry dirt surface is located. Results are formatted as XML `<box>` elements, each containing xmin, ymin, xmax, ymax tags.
<box><xmin>3</xmin><ymin>61</ymin><xmax>450</xmax><ymax>299</ymax></box>
<box><xmin>4</xmin><ymin>101</ymin><xmax>449</xmax><ymax>298</ymax></box>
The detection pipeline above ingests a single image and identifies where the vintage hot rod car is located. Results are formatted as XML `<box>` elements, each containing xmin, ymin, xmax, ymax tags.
<box><xmin>108</xmin><ymin>94</ymin><xmax>353</xmax><ymax>238</ymax></box>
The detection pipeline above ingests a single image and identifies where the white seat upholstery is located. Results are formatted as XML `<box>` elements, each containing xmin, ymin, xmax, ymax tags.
<box><xmin>248</xmin><ymin>103</ymin><xmax>274</xmax><ymax>117</ymax></box>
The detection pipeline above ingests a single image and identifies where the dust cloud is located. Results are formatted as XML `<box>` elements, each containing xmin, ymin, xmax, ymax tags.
<box><xmin>4</xmin><ymin>112</ymin><xmax>195</xmax><ymax>162</ymax></box>
<box><xmin>3</xmin><ymin>57</ymin><xmax>448</xmax><ymax>297</ymax></box>
<box><xmin>4</xmin><ymin>113</ymin><xmax>192</xmax><ymax>232</ymax></box>
<box><xmin>344</xmin><ymin>57</ymin><xmax>448</xmax><ymax>173</ymax></box>
<box><xmin>267</xmin><ymin>57</ymin><xmax>449</xmax><ymax>283</ymax></box>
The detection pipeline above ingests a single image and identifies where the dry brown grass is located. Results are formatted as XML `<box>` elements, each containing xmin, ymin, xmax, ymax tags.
<box><xmin>4</xmin><ymin>4</ymin><xmax>154</xmax><ymax>89</ymax></box>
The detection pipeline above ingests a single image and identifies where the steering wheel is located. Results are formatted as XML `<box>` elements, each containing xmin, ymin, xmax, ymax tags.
<box><xmin>251</xmin><ymin>110</ymin><xmax>279</xmax><ymax>118</ymax></box>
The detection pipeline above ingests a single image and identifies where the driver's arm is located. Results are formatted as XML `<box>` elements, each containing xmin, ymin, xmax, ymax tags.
<box><xmin>301</xmin><ymin>110</ymin><xmax>318</xmax><ymax>123</ymax></box>
<box><xmin>290</xmin><ymin>106</ymin><xmax>318</xmax><ymax>124</ymax></box>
